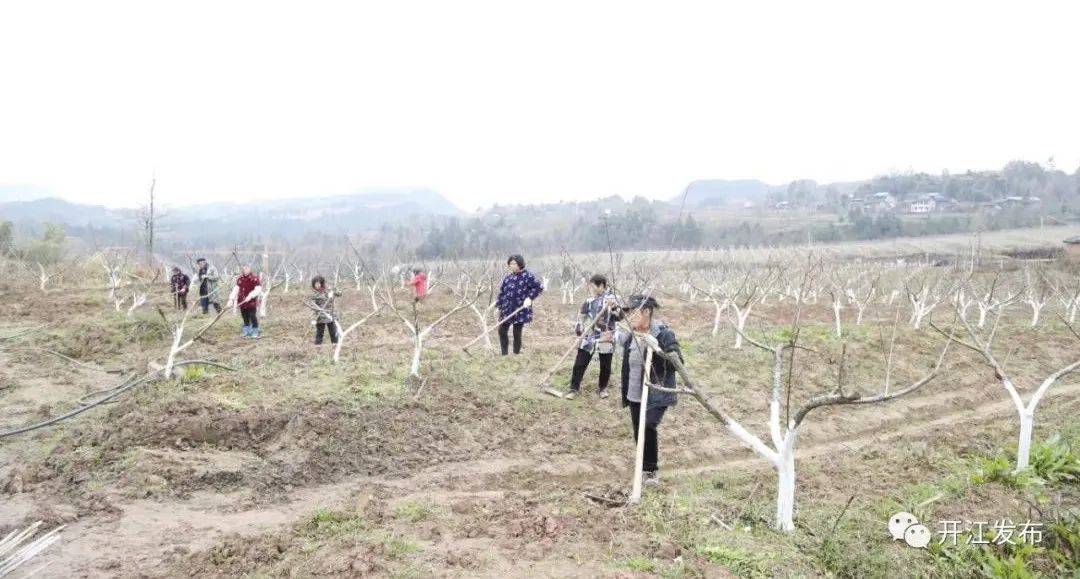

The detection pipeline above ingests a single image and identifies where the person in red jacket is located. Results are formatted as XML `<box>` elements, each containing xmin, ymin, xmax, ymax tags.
<box><xmin>234</xmin><ymin>265</ymin><xmax>263</xmax><ymax>338</ymax></box>
<box><xmin>407</xmin><ymin>268</ymin><xmax>427</xmax><ymax>302</ymax></box>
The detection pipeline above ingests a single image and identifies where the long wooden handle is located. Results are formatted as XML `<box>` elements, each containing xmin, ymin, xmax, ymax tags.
<box><xmin>462</xmin><ymin>304</ymin><xmax>526</xmax><ymax>350</ymax></box>
<box><xmin>533</xmin><ymin>302</ymin><xmax>615</xmax><ymax>385</ymax></box>
<box><xmin>629</xmin><ymin>347</ymin><xmax>654</xmax><ymax>505</ymax></box>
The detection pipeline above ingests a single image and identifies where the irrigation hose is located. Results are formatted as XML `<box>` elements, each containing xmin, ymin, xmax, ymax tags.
<box><xmin>0</xmin><ymin>360</ymin><xmax>235</xmax><ymax>439</ymax></box>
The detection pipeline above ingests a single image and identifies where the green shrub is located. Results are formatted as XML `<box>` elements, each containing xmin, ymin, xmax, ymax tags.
<box><xmin>1029</xmin><ymin>435</ymin><xmax>1080</xmax><ymax>485</ymax></box>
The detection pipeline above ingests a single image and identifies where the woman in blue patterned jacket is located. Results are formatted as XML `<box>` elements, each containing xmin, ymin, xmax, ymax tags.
<box><xmin>495</xmin><ymin>254</ymin><xmax>544</xmax><ymax>355</ymax></box>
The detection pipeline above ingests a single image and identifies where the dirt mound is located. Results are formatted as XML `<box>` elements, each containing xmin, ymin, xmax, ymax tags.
<box><xmin>15</xmin><ymin>379</ymin><xmax>591</xmax><ymax>505</ymax></box>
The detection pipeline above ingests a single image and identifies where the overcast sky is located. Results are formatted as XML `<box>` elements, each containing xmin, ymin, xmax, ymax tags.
<box><xmin>1</xmin><ymin>1</ymin><xmax>1077</xmax><ymax>210</ymax></box>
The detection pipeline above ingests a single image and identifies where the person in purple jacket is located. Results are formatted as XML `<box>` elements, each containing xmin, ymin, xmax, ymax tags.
<box><xmin>495</xmin><ymin>254</ymin><xmax>544</xmax><ymax>355</ymax></box>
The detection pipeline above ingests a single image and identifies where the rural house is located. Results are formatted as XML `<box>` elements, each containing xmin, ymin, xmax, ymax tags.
<box><xmin>1066</xmin><ymin>235</ymin><xmax>1080</xmax><ymax>260</ymax></box>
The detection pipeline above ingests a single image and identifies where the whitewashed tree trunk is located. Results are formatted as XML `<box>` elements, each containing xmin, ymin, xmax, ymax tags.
<box><xmin>409</xmin><ymin>334</ymin><xmax>424</xmax><ymax>376</ymax></box>
<box><xmin>1016</xmin><ymin>410</ymin><xmax>1034</xmax><ymax>470</ymax></box>
<box><xmin>164</xmin><ymin>324</ymin><xmax>183</xmax><ymax>379</ymax></box>
<box><xmin>1025</xmin><ymin>296</ymin><xmax>1047</xmax><ymax>327</ymax></box>
<box><xmin>258</xmin><ymin>286</ymin><xmax>271</xmax><ymax>317</ymax></box>
<box><xmin>127</xmin><ymin>292</ymin><xmax>148</xmax><ymax>319</ymax></box>
<box><xmin>775</xmin><ymin>432</ymin><xmax>797</xmax><ymax>532</ymax></box>
<box><xmin>732</xmin><ymin>305</ymin><xmax>751</xmax><ymax>349</ymax></box>
<box><xmin>831</xmin><ymin>299</ymin><xmax>844</xmax><ymax>338</ymax></box>
<box><xmin>952</xmin><ymin>314</ymin><xmax>1079</xmax><ymax>471</ymax></box>
<box><xmin>469</xmin><ymin>302</ymin><xmax>496</xmax><ymax>350</ymax></box>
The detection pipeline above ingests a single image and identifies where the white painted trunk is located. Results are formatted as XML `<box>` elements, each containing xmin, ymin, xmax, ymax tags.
<box><xmin>470</xmin><ymin>304</ymin><xmax>494</xmax><ymax>350</ymax></box>
<box><xmin>1029</xmin><ymin>304</ymin><xmax>1042</xmax><ymax>327</ymax></box>
<box><xmin>258</xmin><ymin>288</ymin><xmax>269</xmax><ymax>317</ymax></box>
<box><xmin>163</xmin><ymin>328</ymin><xmax>182</xmax><ymax>379</ymax></box>
<box><xmin>332</xmin><ymin>321</ymin><xmax>345</xmax><ymax>363</ymax></box>
<box><xmin>775</xmin><ymin>449</ymin><xmax>796</xmax><ymax>532</ymax></box>
<box><xmin>832</xmin><ymin>303</ymin><xmax>843</xmax><ymax>338</ymax></box>
<box><xmin>409</xmin><ymin>336</ymin><xmax>423</xmax><ymax>376</ymax></box>
<box><xmin>1015</xmin><ymin>411</ymin><xmax>1034</xmax><ymax>470</ymax></box>
<box><xmin>711</xmin><ymin>301</ymin><xmax>723</xmax><ymax>337</ymax></box>
<box><xmin>910</xmin><ymin>305</ymin><xmax>932</xmax><ymax>329</ymax></box>
<box><xmin>733</xmin><ymin>309</ymin><xmax>750</xmax><ymax>349</ymax></box>
<box><xmin>127</xmin><ymin>294</ymin><xmax>147</xmax><ymax>319</ymax></box>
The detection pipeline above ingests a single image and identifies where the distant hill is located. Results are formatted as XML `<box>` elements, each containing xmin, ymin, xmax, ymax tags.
<box><xmin>0</xmin><ymin>197</ymin><xmax>123</xmax><ymax>228</ymax></box>
<box><xmin>169</xmin><ymin>187</ymin><xmax>460</xmax><ymax>226</ymax></box>
<box><xmin>0</xmin><ymin>184</ymin><xmax>54</xmax><ymax>203</ymax></box>
<box><xmin>679</xmin><ymin>179</ymin><xmax>778</xmax><ymax>208</ymax></box>
<box><xmin>0</xmin><ymin>188</ymin><xmax>463</xmax><ymax>245</ymax></box>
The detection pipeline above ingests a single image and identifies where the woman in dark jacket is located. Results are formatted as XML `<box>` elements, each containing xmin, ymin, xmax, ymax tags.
<box><xmin>494</xmin><ymin>254</ymin><xmax>544</xmax><ymax>355</ymax></box>
<box><xmin>310</xmin><ymin>275</ymin><xmax>341</xmax><ymax>345</ymax></box>
<box><xmin>616</xmin><ymin>295</ymin><xmax>681</xmax><ymax>487</ymax></box>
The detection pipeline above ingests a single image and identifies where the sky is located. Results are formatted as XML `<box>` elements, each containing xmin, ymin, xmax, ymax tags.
<box><xmin>1</xmin><ymin>1</ymin><xmax>1078</xmax><ymax>211</ymax></box>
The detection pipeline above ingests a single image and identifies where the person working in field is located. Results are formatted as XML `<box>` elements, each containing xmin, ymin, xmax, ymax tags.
<box><xmin>495</xmin><ymin>254</ymin><xmax>544</xmax><ymax>356</ymax></box>
<box><xmin>231</xmin><ymin>265</ymin><xmax>263</xmax><ymax>338</ymax></box>
<box><xmin>194</xmin><ymin>258</ymin><xmax>222</xmax><ymax>314</ymax></box>
<box><xmin>407</xmin><ymin>267</ymin><xmax>427</xmax><ymax>302</ymax></box>
<box><xmin>563</xmin><ymin>274</ymin><xmax>619</xmax><ymax>400</ymax></box>
<box><xmin>170</xmin><ymin>266</ymin><xmax>190</xmax><ymax>311</ymax></box>
<box><xmin>310</xmin><ymin>275</ymin><xmax>341</xmax><ymax>346</ymax></box>
<box><xmin>616</xmin><ymin>295</ymin><xmax>681</xmax><ymax>487</ymax></box>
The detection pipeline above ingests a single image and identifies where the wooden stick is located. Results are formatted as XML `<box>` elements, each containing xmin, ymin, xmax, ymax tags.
<box><xmin>536</xmin><ymin>335</ymin><xmax>584</xmax><ymax>389</ymax></box>
<box><xmin>535</xmin><ymin>302</ymin><xmax>615</xmax><ymax>388</ymax></box>
<box><xmin>462</xmin><ymin>304</ymin><xmax>526</xmax><ymax>352</ymax></box>
<box><xmin>629</xmin><ymin>348</ymin><xmax>653</xmax><ymax>504</ymax></box>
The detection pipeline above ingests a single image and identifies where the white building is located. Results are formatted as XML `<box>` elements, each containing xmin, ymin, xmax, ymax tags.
<box><xmin>909</xmin><ymin>199</ymin><xmax>936</xmax><ymax>214</ymax></box>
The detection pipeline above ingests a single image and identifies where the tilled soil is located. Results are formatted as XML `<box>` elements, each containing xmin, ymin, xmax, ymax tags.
<box><xmin>2</xmin><ymin>289</ymin><xmax>1078</xmax><ymax>577</ymax></box>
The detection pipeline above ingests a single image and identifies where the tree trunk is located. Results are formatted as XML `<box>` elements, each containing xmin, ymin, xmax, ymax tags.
<box><xmin>711</xmin><ymin>300</ymin><xmax>723</xmax><ymax>337</ymax></box>
<box><xmin>1015</xmin><ymin>410</ymin><xmax>1034</xmax><ymax>470</ymax></box>
<box><xmin>832</xmin><ymin>302</ymin><xmax>843</xmax><ymax>338</ymax></box>
<box><xmin>733</xmin><ymin>308</ymin><xmax>750</xmax><ymax>349</ymax></box>
<box><xmin>775</xmin><ymin>433</ymin><xmax>797</xmax><ymax>532</ymax></box>
<box><xmin>332</xmin><ymin>321</ymin><xmax>345</xmax><ymax>363</ymax></box>
<box><xmin>409</xmin><ymin>335</ymin><xmax>423</xmax><ymax>376</ymax></box>
<box><xmin>164</xmin><ymin>328</ymin><xmax>182</xmax><ymax>379</ymax></box>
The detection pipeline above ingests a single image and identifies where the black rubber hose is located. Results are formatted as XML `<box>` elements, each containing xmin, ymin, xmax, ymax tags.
<box><xmin>0</xmin><ymin>360</ymin><xmax>235</xmax><ymax>439</ymax></box>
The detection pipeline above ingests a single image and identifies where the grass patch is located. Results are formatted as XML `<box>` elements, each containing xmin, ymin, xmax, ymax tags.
<box><xmin>392</xmin><ymin>499</ymin><xmax>438</xmax><ymax>523</ymax></box>
<box><xmin>618</xmin><ymin>555</ymin><xmax>657</xmax><ymax>573</ymax></box>
<box><xmin>697</xmin><ymin>544</ymin><xmax>771</xmax><ymax>578</ymax></box>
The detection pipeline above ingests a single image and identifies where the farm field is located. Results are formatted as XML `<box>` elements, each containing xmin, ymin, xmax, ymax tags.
<box><xmin>2</xmin><ymin>226</ymin><xmax>1079</xmax><ymax>578</ymax></box>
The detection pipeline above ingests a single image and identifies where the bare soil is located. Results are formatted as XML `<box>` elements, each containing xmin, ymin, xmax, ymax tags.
<box><xmin>2</xmin><ymin>278</ymin><xmax>1078</xmax><ymax>577</ymax></box>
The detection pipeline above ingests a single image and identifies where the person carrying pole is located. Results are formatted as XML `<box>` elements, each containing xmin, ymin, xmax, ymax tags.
<box><xmin>170</xmin><ymin>266</ymin><xmax>190</xmax><ymax>310</ymax></box>
<box><xmin>494</xmin><ymin>254</ymin><xmax>544</xmax><ymax>356</ymax></box>
<box><xmin>194</xmin><ymin>258</ymin><xmax>222</xmax><ymax>315</ymax></box>
<box><xmin>564</xmin><ymin>274</ymin><xmax>618</xmax><ymax>400</ymax></box>
<box><xmin>616</xmin><ymin>295</ymin><xmax>681</xmax><ymax>488</ymax></box>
